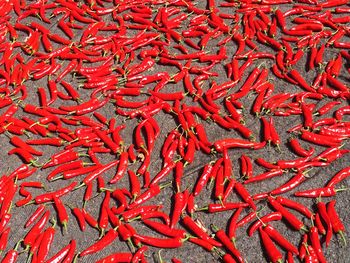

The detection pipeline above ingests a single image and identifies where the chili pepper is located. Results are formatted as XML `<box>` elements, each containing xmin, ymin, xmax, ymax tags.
<box><xmin>301</xmin><ymin>130</ymin><xmax>342</xmax><ymax>147</ymax></box>
<box><xmin>205</xmin><ymin>203</ymin><xmax>249</xmax><ymax>213</ymax></box>
<box><xmin>295</xmin><ymin>186</ymin><xmax>343</xmax><ymax>198</ymax></box>
<box><xmin>71</xmin><ymin>207</ymin><xmax>86</xmax><ymax>232</ymax></box>
<box><xmin>170</xmin><ymin>191</ymin><xmax>186</xmax><ymax>229</ymax></box>
<box><xmin>265</xmin><ymin>224</ymin><xmax>299</xmax><ymax>254</ymax></box>
<box><xmin>305</xmin><ymin>245</ymin><xmax>319</xmax><ymax>263</ymax></box>
<box><xmin>37</xmin><ymin>219</ymin><xmax>56</xmax><ymax>262</ymax></box>
<box><xmin>289</xmin><ymin>138</ymin><xmax>314</xmax><ymax>157</ymax></box>
<box><xmin>79</xmin><ymin>227</ymin><xmax>118</xmax><ymax>257</ymax></box>
<box><xmin>259</xmin><ymin>227</ymin><xmax>283</xmax><ymax>263</ymax></box>
<box><xmin>96</xmin><ymin>252</ymin><xmax>133</xmax><ymax>263</ymax></box>
<box><xmin>309</xmin><ymin>226</ymin><xmax>327</xmax><ymax>263</ymax></box>
<box><xmin>182</xmin><ymin>216</ymin><xmax>222</xmax><ymax>247</ymax></box>
<box><xmin>53</xmin><ymin>196</ymin><xmax>69</xmax><ymax>232</ymax></box>
<box><xmin>210</xmin><ymin>227</ymin><xmax>241</xmax><ymax>261</ymax></box>
<box><xmin>235</xmin><ymin>182</ymin><xmax>256</xmax><ymax>210</ymax></box>
<box><xmin>244</xmin><ymin>169</ymin><xmax>284</xmax><ymax>184</ymax></box>
<box><xmin>268</xmin><ymin>196</ymin><xmax>306</xmax><ymax>231</ymax></box>
<box><xmin>327</xmin><ymin>200</ymin><xmax>346</xmax><ymax>246</ymax></box>
<box><xmin>10</xmin><ymin>136</ymin><xmax>43</xmax><ymax>156</ymax></box>
<box><xmin>227</xmin><ymin>207</ymin><xmax>243</xmax><ymax>243</ymax></box>
<box><xmin>276</xmin><ymin>196</ymin><xmax>313</xmax><ymax>218</ymax></box>
<box><xmin>248</xmin><ymin>212</ymin><xmax>283</xmax><ymax>237</ymax></box>
<box><xmin>1</xmin><ymin>240</ymin><xmax>22</xmax><ymax>263</ymax></box>
<box><xmin>326</xmin><ymin>167</ymin><xmax>350</xmax><ymax>187</ymax></box>
<box><xmin>134</xmin><ymin>233</ymin><xmax>184</xmax><ymax>249</ymax></box>
<box><xmin>82</xmin><ymin>160</ymin><xmax>119</xmax><ymax>186</ymax></box>
<box><xmin>23</xmin><ymin>210</ymin><xmax>50</xmax><ymax>249</ymax></box>
<box><xmin>47</xmin><ymin>160</ymin><xmax>87</xmax><ymax>181</ymax></box>
<box><xmin>143</xmin><ymin>219</ymin><xmax>186</xmax><ymax>239</ymax></box>
<box><xmin>25</xmin><ymin>205</ymin><xmax>46</xmax><ymax>228</ymax></box>
<box><xmin>0</xmin><ymin>213</ymin><xmax>11</xmax><ymax>234</ymax></box>
<box><xmin>0</xmin><ymin>227</ymin><xmax>10</xmax><ymax>253</ymax></box>
<box><xmin>214</xmin><ymin>139</ymin><xmax>265</xmax><ymax>152</ymax></box>
<box><xmin>45</xmin><ymin>239</ymin><xmax>72</xmax><ymax>263</ymax></box>
<box><xmin>189</xmin><ymin>237</ymin><xmax>217</xmax><ymax>252</ymax></box>
<box><xmin>316</xmin><ymin>199</ymin><xmax>333</xmax><ymax>247</ymax></box>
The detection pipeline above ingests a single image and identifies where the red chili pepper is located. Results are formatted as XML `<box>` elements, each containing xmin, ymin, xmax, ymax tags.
<box><xmin>23</xmin><ymin>210</ymin><xmax>50</xmax><ymax>249</ymax></box>
<box><xmin>289</xmin><ymin>138</ymin><xmax>314</xmax><ymax>157</ymax></box>
<box><xmin>143</xmin><ymin>219</ymin><xmax>186</xmax><ymax>238</ymax></box>
<box><xmin>268</xmin><ymin>196</ymin><xmax>306</xmax><ymax>231</ymax></box>
<box><xmin>248</xmin><ymin>212</ymin><xmax>282</xmax><ymax>236</ymax></box>
<box><xmin>244</xmin><ymin>169</ymin><xmax>284</xmax><ymax>184</ymax></box>
<box><xmin>96</xmin><ymin>252</ymin><xmax>133</xmax><ymax>263</ymax></box>
<box><xmin>189</xmin><ymin>237</ymin><xmax>216</xmax><ymax>252</ymax></box>
<box><xmin>258</xmin><ymin>227</ymin><xmax>283</xmax><ymax>263</ymax></box>
<box><xmin>270</xmin><ymin>172</ymin><xmax>307</xmax><ymax>196</ymax></box>
<box><xmin>1</xmin><ymin>240</ymin><xmax>21</xmax><ymax>263</ymax></box>
<box><xmin>327</xmin><ymin>200</ymin><xmax>346</xmax><ymax>246</ymax></box>
<box><xmin>315</xmin><ymin>212</ymin><xmax>326</xmax><ymax>236</ymax></box>
<box><xmin>182</xmin><ymin>215</ymin><xmax>222</xmax><ymax>247</ymax></box>
<box><xmin>37</xmin><ymin>220</ymin><xmax>56</xmax><ymax>262</ymax></box>
<box><xmin>264</xmin><ymin>224</ymin><xmax>299</xmax><ymax>255</ymax></box>
<box><xmin>45</xmin><ymin>239</ymin><xmax>73</xmax><ymax>263</ymax></box>
<box><xmin>309</xmin><ymin>226</ymin><xmax>327</xmax><ymax>263</ymax></box>
<box><xmin>234</xmin><ymin>182</ymin><xmax>256</xmax><ymax>210</ymax></box>
<box><xmin>295</xmin><ymin>186</ymin><xmax>342</xmax><ymax>198</ymax></box>
<box><xmin>211</xmin><ymin>224</ymin><xmax>244</xmax><ymax>263</ymax></box>
<box><xmin>275</xmin><ymin>196</ymin><xmax>313</xmax><ymax>219</ymax></box>
<box><xmin>53</xmin><ymin>196</ymin><xmax>69</xmax><ymax>232</ymax></box>
<box><xmin>79</xmin><ymin>227</ymin><xmax>118</xmax><ymax>257</ymax></box>
<box><xmin>25</xmin><ymin>205</ymin><xmax>46</xmax><ymax>228</ymax></box>
<box><xmin>0</xmin><ymin>228</ymin><xmax>10</xmax><ymax>253</ymax></box>
<box><xmin>316</xmin><ymin>199</ymin><xmax>333</xmax><ymax>247</ymax></box>
<box><xmin>205</xmin><ymin>203</ymin><xmax>249</xmax><ymax>213</ymax></box>
<box><xmin>134</xmin><ymin>233</ymin><xmax>184</xmax><ymax>248</ymax></box>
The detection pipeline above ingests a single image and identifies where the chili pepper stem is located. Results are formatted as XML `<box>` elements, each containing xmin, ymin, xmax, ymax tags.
<box><xmin>98</xmin><ymin>228</ymin><xmax>105</xmax><ymax>239</ymax></box>
<box><xmin>127</xmin><ymin>238</ymin><xmax>135</xmax><ymax>253</ymax></box>
<box><xmin>338</xmin><ymin>231</ymin><xmax>347</xmax><ymax>247</ymax></box>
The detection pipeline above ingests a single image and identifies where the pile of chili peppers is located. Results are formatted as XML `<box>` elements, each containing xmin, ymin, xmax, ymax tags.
<box><xmin>0</xmin><ymin>0</ymin><xmax>349</xmax><ymax>262</ymax></box>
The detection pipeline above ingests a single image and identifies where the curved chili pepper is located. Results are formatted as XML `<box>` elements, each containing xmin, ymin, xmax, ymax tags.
<box><xmin>316</xmin><ymin>199</ymin><xmax>333</xmax><ymax>247</ymax></box>
<box><xmin>268</xmin><ymin>196</ymin><xmax>306</xmax><ymax>231</ymax></box>
<box><xmin>264</xmin><ymin>224</ymin><xmax>299</xmax><ymax>255</ymax></box>
<box><xmin>248</xmin><ymin>212</ymin><xmax>282</xmax><ymax>236</ymax></box>
<box><xmin>211</xmin><ymin>224</ymin><xmax>244</xmax><ymax>263</ymax></box>
<box><xmin>79</xmin><ymin>227</ymin><xmax>118</xmax><ymax>257</ymax></box>
<box><xmin>182</xmin><ymin>215</ymin><xmax>222</xmax><ymax>247</ymax></box>
<box><xmin>309</xmin><ymin>226</ymin><xmax>327</xmax><ymax>263</ymax></box>
<box><xmin>259</xmin><ymin>227</ymin><xmax>283</xmax><ymax>263</ymax></box>
<box><xmin>276</xmin><ymin>196</ymin><xmax>313</xmax><ymax>219</ymax></box>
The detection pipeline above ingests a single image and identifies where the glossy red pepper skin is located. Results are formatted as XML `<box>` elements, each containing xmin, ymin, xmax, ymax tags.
<box><xmin>316</xmin><ymin>200</ymin><xmax>333</xmax><ymax>247</ymax></box>
<box><xmin>264</xmin><ymin>224</ymin><xmax>299</xmax><ymax>255</ymax></box>
<box><xmin>80</xmin><ymin>228</ymin><xmax>118</xmax><ymax>257</ymax></box>
<box><xmin>259</xmin><ymin>227</ymin><xmax>283</xmax><ymax>263</ymax></box>
<box><xmin>275</xmin><ymin>196</ymin><xmax>313</xmax><ymax>219</ymax></box>
<box><xmin>248</xmin><ymin>212</ymin><xmax>282</xmax><ymax>236</ymax></box>
<box><xmin>294</xmin><ymin>187</ymin><xmax>337</xmax><ymax>198</ymax></box>
<box><xmin>327</xmin><ymin>200</ymin><xmax>346</xmax><ymax>243</ymax></box>
<box><xmin>268</xmin><ymin>197</ymin><xmax>306</xmax><ymax>231</ymax></box>
<box><xmin>212</xmin><ymin>225</ymin><xmax>244</xmax><ymax>263</ymax></box>
<box><xmin>182</xmin><ymin>216</ymin><xmax>222</xmax><ymax>247</ymax></box>
<box><xmin>234</xmin><ymin>182</ymin><xmax>256</xmax><ymax>210</ymax></box>
<box><xmin>309</xmin><ymin>226</ymin><xmax>327</xmax><ymax>263</ymax></box>
<box><xmin>326</xmin><ymin>167</ymin><xmax>350</xmax><ymax>187</ymax></box>
<box><xmin>23</xmin><ymin>210</ymin><xmax>50</xmax><ymax>249</ymax></box>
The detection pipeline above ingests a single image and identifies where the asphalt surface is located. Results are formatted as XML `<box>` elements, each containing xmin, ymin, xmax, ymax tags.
<box><xmin>0</xmin><ymin>1</ymin><xmax>349</xmax><ymax>263</ymax></box>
